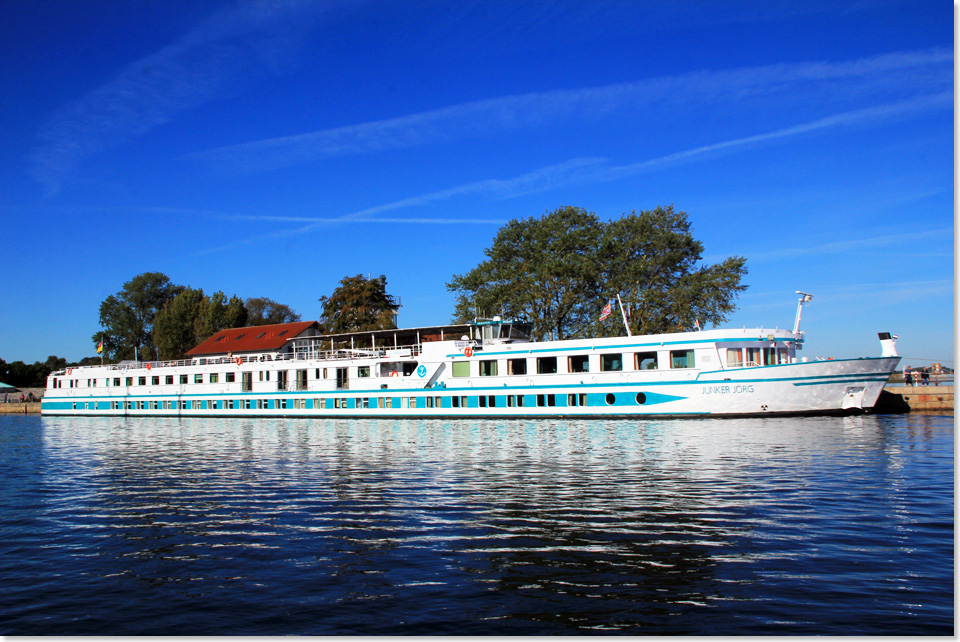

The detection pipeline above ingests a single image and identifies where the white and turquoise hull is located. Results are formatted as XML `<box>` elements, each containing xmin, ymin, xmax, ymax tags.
<box><xmin>42</xmin><ymin>327</ymin><xmax>899</xmax><ymax>418</ymax></box>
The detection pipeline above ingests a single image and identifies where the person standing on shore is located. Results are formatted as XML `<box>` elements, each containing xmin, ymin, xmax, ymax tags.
<box><xmin>904</xmin><ymin>366</ymin><xmax>913</xmax><ymax>386</ymax></box>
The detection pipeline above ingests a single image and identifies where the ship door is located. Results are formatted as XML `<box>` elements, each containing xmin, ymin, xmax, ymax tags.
<box><xmin>336</xmin><ymin>367</ymin><xmax>348</xmax><ymax>390</ymax></box>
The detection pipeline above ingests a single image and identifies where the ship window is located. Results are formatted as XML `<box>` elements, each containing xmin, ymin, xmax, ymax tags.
<box><xmin>165</xmin><ymin>375</ymin><xmax>173</xmax><ymax>385</ymax></box>
<box><xmin>635</xmin><ymin>352</ymin><xmax>658</xmax><ymax>370</ymax></box>
<box><xmin>114</xmin><ymin>378</ymin><xmax>121</xmax><ymax>386</ymax></box>
<box><xmin>225</xmin><ymin>372</ymin><xmax>235</xmax><ymax>383</ymax></box>
<box><xmin>479</xmin><ymin>360</ymin><xmax>498</xmax><ymax>376</ymax></box>
<box><xmin>670</xmin><ymin>350</ymin><xmax>695</xmax><ymax>369</ymax></box>
<box><xmin>568</xmin><ymin>355</ymin><xmax>589</xmax><ymax>373</ymax></box>
<box><xmin>507</xmin><ymin>358</ymin><xmax>527</xmax><ymax>375</ymax></box>
<box><xmin>726</xmin><ymin>349</ymin><xmax>743</xmax><ymax>367</ymax></box>
<box><xmin>746</xmin><ymin>347</ymin><xmax>761</xmax><ymax>367</ymax></box>
<box><xmin>537</xmin><ymin>356</ymin><xmax>557</xmax><ymax>374</ymax></box>
<box><xmin>763</xmin><ymin>348</ymin><xmax>778</xmax><ymax>366</ymax></box>
<box><xmin>194</xmin><ymin>374</ymin><xmax>203</xmax><ymax>383</ymax></box>
<box><xmin>138</xmin><ymin>377</ymin><xmax>146</xmax><ymax>386</ymax></box>
<box><xmin>210</xmin><ymin>373</ymin><xmax>219</xmax><ymax>383</ymax></box>
<box><xmin>452</xmin><ymin>361</ymin><xmax>470</xmax><ymax>377</ymax></box>
<box><xmin>151</xmin><ymin>376</ymin><xmax>159</xmax><ymax>385</ymax></box>
<box><xmin>601</xmin><ymin>354</ymin><xmax>622</xmax><ymax>371</ymax></box>
<box><xmin>452</xmin><ymin>396</ymin><xmax>460</xmax><ymax>408</ymax></box>
<box><xmin>479</xmin><ymin>395</ymin><xmax>487</xmax><ymax>407</ymax></box>
<box><xmin>179</xmin><ymin>375</ymin><xmax>187</xmax><ymax>384</ymax></box>
<box><xmin>605</xmin><ymin>393</ymin><xmax>616</xmax><ymax>405</ymax></box>
<box><xmin>358</xmin><ymin>366</ymin><xmax>370</xmax><ymax>378</ymax></box>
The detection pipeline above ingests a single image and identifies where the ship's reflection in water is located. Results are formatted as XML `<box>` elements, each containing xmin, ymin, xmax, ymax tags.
<box><xmin>12</xmin><ymin>414</ymin><xmax>953</xmax><ymax>634</ymax></box>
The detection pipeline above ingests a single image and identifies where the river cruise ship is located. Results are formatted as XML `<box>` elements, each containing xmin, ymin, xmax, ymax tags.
<box><xmin>42</xmin><ymin>295</ymin><xmax>900</xmax><ymax>418</ymax></box>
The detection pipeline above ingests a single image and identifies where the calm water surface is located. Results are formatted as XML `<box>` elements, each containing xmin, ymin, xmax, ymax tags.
<box><xmin>0</xmin><ymin>413</ymin><xmax>953</xmax><ymax>635</ymax></box>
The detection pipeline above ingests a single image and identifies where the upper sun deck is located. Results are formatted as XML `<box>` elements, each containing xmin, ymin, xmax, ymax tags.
<box><xmin>48</xmin><ymin>319</ymin><xmax>803</xmax><ymax>380</ymax></box>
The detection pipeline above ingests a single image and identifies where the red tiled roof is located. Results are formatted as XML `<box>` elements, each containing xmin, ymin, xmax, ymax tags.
<box><xmin>186</xmin><ymin>321</ymin><xmax>319</xmax><ymax>356</ymax></box>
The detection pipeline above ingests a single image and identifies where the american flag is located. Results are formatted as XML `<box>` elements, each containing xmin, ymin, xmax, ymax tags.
<box><xmin>599</xmin><ymin>300</ymin><xmax>613</xmax><ymax>321</ymax></box>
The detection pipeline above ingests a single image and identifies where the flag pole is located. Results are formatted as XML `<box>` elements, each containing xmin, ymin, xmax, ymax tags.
<box><xmin>616</xmin><ymin>294</ymin><xmax>632</xmax><ymax>337</ymax></box>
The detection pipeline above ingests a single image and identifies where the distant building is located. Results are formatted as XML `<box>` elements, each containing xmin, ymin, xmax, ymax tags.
<box><xmin>186</xmin><ymin>321</ymin><xmax>321</xmax><ymax>359</ymax></box>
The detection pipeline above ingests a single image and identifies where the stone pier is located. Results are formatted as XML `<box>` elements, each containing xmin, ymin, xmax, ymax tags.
<box><xmin>875</xmin><ymin>385</ymin><xmax>954</xmax><ymax>413</ymax></box>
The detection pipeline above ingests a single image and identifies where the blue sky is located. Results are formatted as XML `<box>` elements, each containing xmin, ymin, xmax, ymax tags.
<box><xmin>0</xmin><ymin>0</ymin><xmax>953</xmax><ymax>369</ymax></box>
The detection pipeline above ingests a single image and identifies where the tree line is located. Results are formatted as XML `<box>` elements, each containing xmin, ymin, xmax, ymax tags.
<box><xmin>89</xmin><ymin>272</ymin><xmax>400</xmax><ymax>363</ymax></box>
<box><xmin>94</xmin><ymin>272</ymin><xmax>302</xmax><ymax>362</ymax></box>
<box><xmin>0</xmin><ymin>356</ymin><xmax>100</xmax><ymax>389</ymax></box>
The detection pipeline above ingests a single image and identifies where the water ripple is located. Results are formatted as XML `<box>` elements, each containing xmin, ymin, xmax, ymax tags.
<box><xmin>0</xmin><ymin>413</ymin><xmax>953</xmax><ymax>635</ymax></box>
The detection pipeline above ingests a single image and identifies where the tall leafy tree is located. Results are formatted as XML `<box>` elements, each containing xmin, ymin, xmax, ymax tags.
<box><xmin>94</xmin><ymin>272</ymin><xmax>183</xmax><ymax>361</ymax></box>
<box><xmin>447</xmin><ymin>205</ymin><xmax>747</xmax><ymax>340</ymax></box>
<box><xmin>594</xmin><ymin>205</ymin><xmax>748</xmax><ymax>335</ymax></box>
<box><xmin>447</xmin><ymin>206</ymin><xmax>602</xmax><ymax>340</ymax></box>
<box><xmin>154</xmin><ymin>287</ymin><xmax>207</xmax><ymax>360</ymax></box>
<box><xmin>154</xmin><ymin>289</ymin><xmax>252</xmax><ymax>360</ymax></box>
<box><xmin>245</xmin><ymin>297</ymin><xmax>301</xmax><ymax>325</ymax></box>
<box><xmin>318</xmin><ymin>275</ymin><xmax>399</xmax><ymax>333</ymax></box>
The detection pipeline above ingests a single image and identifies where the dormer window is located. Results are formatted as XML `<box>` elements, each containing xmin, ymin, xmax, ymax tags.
<box><xmin>256</xmin><ymin>332</ymin><xmax>266</xmax><ymax>339</ymax></box>
<box><xmin>278</xmin><ymin>330</ymin><xmax>287</xmax><ymax>337</ymax></box>
<box><xmin>235</xmin><ymin>333</ymin><xmax>245</xmax><ymax>340</ymax></box>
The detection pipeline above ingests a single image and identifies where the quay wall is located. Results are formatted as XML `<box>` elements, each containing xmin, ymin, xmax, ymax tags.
<box><xmin>876</xmin><ymin>386</ymin><xmax>953</xmax><ymax>413</ymax></box>
<box><xmin>0</xmin><ymin>403</ymin><xmax>41</xmax><ymax>415</ymax></box>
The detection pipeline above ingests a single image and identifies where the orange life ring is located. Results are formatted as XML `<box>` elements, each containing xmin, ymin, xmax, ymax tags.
<box><xmin>235</xmin><ymin>357</ymin><xmax>242</xmax><ymax>366</ymax></box>
<box><xmin>67</xmin><ymin>368</ymin><xmax>72</xmax><ymax>375</ymax></box>
<box><xmin>390</xmin><ymin>371</ymin><xmax>399</xmax><ymax>377</ymax></box>
<box><xmin>146</xmin><ymin>363</ymin><xmax>152</xmax><ymax>370</ymax></box>
<box><xmin>464</xmin><ymin>347</ymin><xmax>474</xmax><ymax>357</ymax></box>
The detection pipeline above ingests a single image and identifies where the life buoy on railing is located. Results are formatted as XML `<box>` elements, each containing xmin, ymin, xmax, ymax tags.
<box><xmin>235</xmin><ymin>357</ymin><xmax>242</xmax><ymax>366</ymax></box>
<box><xmin>464</xmin><ymin>347</ymin><xmax>474</xmax><ymax>357</ymax></box>
<box><xmin>390</xmin><ymin>371</ymin><xmax>399</xmax><ymax>377</ymax></box>
<box><xmin>146</xmin><ymin>363</ymin><xmax>152</xmax><ymax>370</ymax></box>
<box><xmin>67</xmin><ymin>368</ymin><xmax>72</xmax><ymax>375</ymax></box>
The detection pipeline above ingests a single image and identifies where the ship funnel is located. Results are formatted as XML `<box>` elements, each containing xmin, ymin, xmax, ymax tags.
<box><xmin>878</xmin><ymin>332</ymin><xmax>899</xmax><ymax>357</ymax></box>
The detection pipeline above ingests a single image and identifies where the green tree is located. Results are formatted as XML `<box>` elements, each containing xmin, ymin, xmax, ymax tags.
<box><xmin>245</xmin><ymin>297</ymin><xmax>301</xmax><ymax>325</ymax></box>
<box><xmin>595</xmin><ymin>205</ymin><xmax>748</xmax><ymax>335</ymax></box>
<box><xmin>447</xmin><ymin>205</ymin><xmax>747</xmax><ymax>340</ymax></box>
<box><xmin>154</xmin><ymin>289</ymin><xmax>250</xmax><ymax>360</ymax></box>
<box><xmin>94</xmin><ymin>272</ymin><xmax>183</xmax><ymax>361</ymax></box>
<box><xmin>154</xmin><ymin>287</ymin><xmax>207</xmax><ymax>360</ymax></box>
<box><xmin>318</xmin><ymin>275</ymin><xmax>399</xmax><ymax>333</ymax></box>
<box><xmin>447</xmin><ymin>206</ymin><xmax>602</xmax><ymax>341</ymax></box>
<box><xmin>225</xmin><ymin>294</ymin><xmax>248</xmax><ymax>329</ymax></box>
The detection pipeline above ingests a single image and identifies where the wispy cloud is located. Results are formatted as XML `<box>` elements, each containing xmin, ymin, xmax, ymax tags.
<box><xmin>185</xmin><ymin>47</ymin><xmax>952</xmax><ymax>174</ymax></box>
<box><xmin>744</xmin><ymin>228</ymin><xmax>953</xmax><ymax>262</ymax></box>
<box><xmin>29</xmin><ymin>0</ymin><xmax>331</xmax><ymax>195</ymax></box>
<box><xmin>193</xmin><ymin>92</ymin><xmax>950</xmax><ymax>257</ymax></box>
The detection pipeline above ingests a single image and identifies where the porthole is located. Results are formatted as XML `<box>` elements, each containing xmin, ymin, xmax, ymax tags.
<box><xmin>636</xmin><ymin>392</ymin><xmax>647</xmax><ymax>405</ymax></box>
<box><xmin>605</xmin><ymin>393</ymin><xmax>615</xmax><ymax>405</ymax></box>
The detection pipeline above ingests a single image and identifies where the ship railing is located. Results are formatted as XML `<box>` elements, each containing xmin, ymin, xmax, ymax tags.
<box><xmin>725</xmin><ymin>360</ymin><xmax>764</xmax><ymax>369</ymax></box>
<box><xmin>291</xmin><ymin>343</ymin><xmax>422</xmax><ymax>362</ymax></box>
